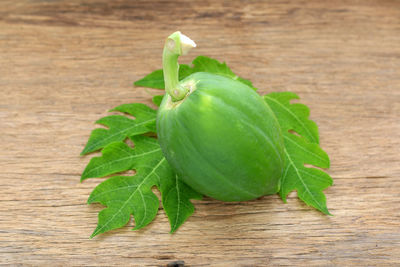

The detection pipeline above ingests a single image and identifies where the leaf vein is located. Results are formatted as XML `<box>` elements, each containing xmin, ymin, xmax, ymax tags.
<box><xmin>265</xmin><ymin>96</ymin><xmax>317</xmax><ymax>143</ymax></box>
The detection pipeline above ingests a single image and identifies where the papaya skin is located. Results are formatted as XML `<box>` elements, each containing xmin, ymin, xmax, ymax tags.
<box><xmin>157</xmin><ymin>72</ymin><xmax>285</xmax><ymax>201</ymax></box>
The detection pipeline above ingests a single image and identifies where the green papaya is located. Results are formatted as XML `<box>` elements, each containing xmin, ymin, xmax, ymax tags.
<box><xmin>157</xmin><ymin>32</ymin><xmax>285</xmax><ymax>201</ymax></box>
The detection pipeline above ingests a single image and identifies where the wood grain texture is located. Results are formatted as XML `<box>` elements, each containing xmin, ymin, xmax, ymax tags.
<box><xmin>1</xmin><ymin>0</ymin><xmax>399</xmax><ymax>266</ymax></box>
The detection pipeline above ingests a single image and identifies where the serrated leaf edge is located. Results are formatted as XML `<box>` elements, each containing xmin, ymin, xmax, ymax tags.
<box><xmin>89</xmin><ymin>157</ymin><xmax>166</xmax><ymax>238</ymax></box>
<box><xmin>264</xmin><ymin>94</ymin><xmax>318</xmax><ymax>144</ymax></box>
<box><xmin>282</xmin><ymin>148</ymin><xmax>331</xmax><ymax>215</ymax></box>
<box><xmin>81</xmin><ymin>118</ymin><xmax>156</xmax><ymax>155</ymax></box>
<box><xmin>81</xmin><ymin>144</ymin><xmax>161</xmax><ymax>181</ymax></box>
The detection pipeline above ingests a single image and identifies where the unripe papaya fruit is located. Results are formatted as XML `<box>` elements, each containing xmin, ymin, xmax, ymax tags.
<box><xmin>157</xmin><ymin>32</ymin><xmax>284</xmax><ymax>201</ymax></box>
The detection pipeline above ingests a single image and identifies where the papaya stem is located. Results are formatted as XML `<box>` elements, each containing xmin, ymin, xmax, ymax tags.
<box><xmin>163</xmin><ymin>31</ymin><xmax>196</xmax><ymax>102</ymax></box>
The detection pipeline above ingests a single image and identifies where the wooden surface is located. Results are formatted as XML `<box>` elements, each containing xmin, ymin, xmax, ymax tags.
<box><xmin>1</xmin><ymin>0</ymin><xmax>399</xmax><ymax>266</ymax></box>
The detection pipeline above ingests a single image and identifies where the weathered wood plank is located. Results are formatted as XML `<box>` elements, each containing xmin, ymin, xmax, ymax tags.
<box><xmin>0</xmin><ymin>0</ymin><xmax>399</xmax><ymax>266</ymax></box>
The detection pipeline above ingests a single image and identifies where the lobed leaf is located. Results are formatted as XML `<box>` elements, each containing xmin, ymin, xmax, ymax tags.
<box><xmin>264</xmin><ymin>92</ymin><xmax>319</xmax><ymax>144</ymax></box>
<box><xmin>134</xmin><ymin>56</ymin><xmax>256</xmax><ymax>91</ymax></box>
<box><xmin>134</xmin><ymin>65</ymin><xmax>193</xmax><ymax>89</ymax></box>
<box><xmin>281</xmin><ymin>134</ymin><xmax>332</xmax><ymax>214</ymax></box>
<box><xmin>152</xmin><ymin>95</ymin><xmax>164</xmax><ymax>107</ymax></box>
<box><xmin>88</xmin><ymin>158</ymin><xmax>168</xmax><ymax>237</ymax></box>
<box><xmin>192</xmin><ymin>56</ymin><xmax>256</xmax><ymax>90</ymax></box>
<box><xmin>160</xmin><ymin>173</ymin><xmax>202</xmax><ymax>233</ymax></box>
<box><xmin>81</xmin><ymin>137</ymin><xmax>161</xmax><ymax>181</ymax></box>
<box><xmin>85</xmin><ymin>136</ymin><xmax>201</xmax><ymax>237</ymax></box>
<box><xmin>264</xmin><ymin>92</ymin><xmax>333</xmax><ymax>214</ymax></box>
<box><xmin>81</xmin><ymin>103</ymin><xmax>156</xmax><ymax>155</ymax></box>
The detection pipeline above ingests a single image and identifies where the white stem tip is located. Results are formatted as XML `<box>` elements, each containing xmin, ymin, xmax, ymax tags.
<box><xmin>179</xmin><ymin>32</ymin><xmax>196</xmax><ymax>55</ymax></box>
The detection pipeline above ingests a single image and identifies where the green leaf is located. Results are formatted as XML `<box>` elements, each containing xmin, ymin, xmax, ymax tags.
<box><xmin>85</xmin><ymin>136</ymin><xmax>201</xmax><ymax>237</ymax></box>
<box><xmin>134</xmin><ymin>56</ymin><xmax>256</xmax><ymax>90</ymax></box>
<box><xmin>134</xmin><ymin>65</ymin><xmax>193</xmax><ymax>89</ymax></box>
<box><xmin>192</xmin><ymin>56</ymin><xmax>256</xmax><ymax>90</ymax></box>
<box><xmin>152</xmin><ymin>95</ymin><xmax>164</xmax><ymax>107</ymax></box>
<box><xmin>264</xmin><ymin>92</ymin><xmax>333</xmax><ymax>215</ymax></box>
<box><xmin>81</xmin><ymin>103</ymin><xmax>156</xmax><ymax>155</ymax></box>
<box><xmin>81</xmin><ymin>140</ymin><xmax>161</xmax><ymax>181</ymax></box>
<box><xmin>264</xmin><ymin>92</ymin><xmax>319</xmax><ymax>144</ymax></box>
<box><xmin>160</xmin><ymin>173</ymin><xmax>202</xmax><ymax>233</ymax></box>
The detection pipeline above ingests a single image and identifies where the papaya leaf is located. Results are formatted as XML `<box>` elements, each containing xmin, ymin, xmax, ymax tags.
<box><xmin>160</xmin><ymin>173</ymin><xmax>202</xmax><ymax>233</ymax></box>
<box><xmin>152</xmin><ymin>94</ymin><xmax>164</xmax><ymax>107</ymax></box>
<box><xmin>81</xmin><ymin>140</ymin><xmax>161</xmax><ymax>181</ymax></box>
<box><xmin>81</xmin><ymin>103</ymin><xmax>156</xmax><ymax>155</ymax></box>
<box><xmin>264</xmin><ymin>92</ymin><xmax>333</xmax><ymax>215</ymax></box>
<box><xmin>134</xmin><ymin>56</ymin><xmax>256</xmax><ymax>90</ymax></box>
<box><xmin>134</xmin><ymin>65</ymin><xmax>193</xmax><ymax>89</ymax></box>
<box><xmin>84</xmin><ymin>136</ymin><xmax>201</xmax><ymax>237</ymax></box>
<box><xmin>192</xmin><ymin>56</ymin><xmax>256</xmax><ymax>90</ymax></box>
<box><xmin>264</xmin><ymin>92</ymin><xmax>319</xmax><ymax>144</ymax></box>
